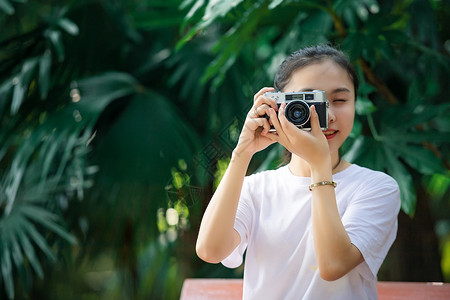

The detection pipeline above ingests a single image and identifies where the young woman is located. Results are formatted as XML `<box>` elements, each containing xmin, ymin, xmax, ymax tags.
<box><xmin>196</xmin><ymin>45</ymin><xmax>400</xmax><ymax>299</ymax></box>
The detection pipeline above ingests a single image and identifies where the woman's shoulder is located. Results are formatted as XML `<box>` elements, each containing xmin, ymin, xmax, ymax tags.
<box><xmin>339</xmin><ymin>164</ymin><xmax>399</xmax><ymax>190</ymax></box>
<box><xmin>340</xmin><ymin>164</ymin><xmax>401</xmax><ymax>214</ymax></box>
<box><xmin>342</xmin><ymin>164</ymin><xmax>396</xmax><ymax>180</ymax></box>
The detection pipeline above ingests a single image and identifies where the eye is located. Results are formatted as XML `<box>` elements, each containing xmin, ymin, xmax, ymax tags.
<box><xmin>332</xmin><ymin>99</ymin><xmax>347</xmax><ymax>103</ymax></box>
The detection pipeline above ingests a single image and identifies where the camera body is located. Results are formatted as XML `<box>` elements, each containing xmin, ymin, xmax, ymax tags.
<box><xmin>264</xmin><ymin>90</ymin><xmax>328</xmax><ymax>131</ymax></box>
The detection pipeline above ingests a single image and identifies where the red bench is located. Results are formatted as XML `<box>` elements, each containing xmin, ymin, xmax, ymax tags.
<box><xmin>180</xmin><ymin>279</ymin><xmax>450</xmax><ymax>299</ymax></box>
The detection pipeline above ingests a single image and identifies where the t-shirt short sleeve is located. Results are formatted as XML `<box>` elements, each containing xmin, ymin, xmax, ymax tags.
<box><xmin>221</xmin><ymin>177</ymin><xmax>254</xmax><ymax>268</ymax></box>
<box><xmin>341</xmin><ymin>171</ymin><xmax>400</xmax><ymax>279</ymax></box>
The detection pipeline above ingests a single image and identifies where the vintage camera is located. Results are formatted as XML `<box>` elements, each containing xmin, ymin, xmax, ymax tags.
<box><xmin>264</xmin><ymin>90</ymin><xmax>328</xmax><ymax>131</ymax></box>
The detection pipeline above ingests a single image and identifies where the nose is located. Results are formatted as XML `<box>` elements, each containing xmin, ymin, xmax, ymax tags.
<box><xmin>328</xmin><ymin>106</ymin><xmax>336</xmax><ymax>124</ymax></box>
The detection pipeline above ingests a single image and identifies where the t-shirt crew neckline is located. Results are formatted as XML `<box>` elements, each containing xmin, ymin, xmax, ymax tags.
<box><xmin>282</xmin><ymin>163</ymin><xmax>355</xmax><ymax>184</ymax></box>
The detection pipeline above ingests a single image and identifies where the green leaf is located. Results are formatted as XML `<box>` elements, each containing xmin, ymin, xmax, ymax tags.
<box><xmin>426</xmin><ymin>173</ymin><xmax>450</xmax><ymax>201</ymax></box>
<box><xmin>44</xmin><ymin>29</ymin><xmax>65</xmax><ymax>62</ymax></box>
<box><xmin>38</xmin><ymin>50</ymin><xmax>52</xmax><ymax>99</ymax></box>
<box><xmin>349</xmin><ymin>117</ymin><xmax>362</xmax><ymax>139</ymax></box>
<box><xmin>203</xmin><ymin>0</ymin><xmax>245</xmax><ymax>24</ymax></box>
<box><xmin>178</xmin><ymin>0</ymin><xmax>247</xmax><ymax>50</ymax></box>
<box><xmin>133</xmin><ymin>14</ymin><xmax>185</xmax><ymax>29</ymax></box>
<box><xmin>387</xmin><ymin>143</ymin><xmax>445</xmax><ymax>175</ymax></box>
<box><xmin>11</xmin><ymin>58</ymin><xmax>38</xmax><ymax>114</ymax></box>
<box><xmin>269</xmin><ymin>0</ymin><xmax>284</xmax><ymax>10</ymax></box>
<box><xmin>3</xmin><ymin>158</ymin><xmax>26</xmax><ymax>215</ymax></box>
<box><xmin>18</xmin><ymin>229</ymin><xmax>43</xmax><ymax>278</ymax></box>
<box><xmin>256</xmin><ymin>144</ymin><xmax>285</xmax><ymax>172</ymax></box>
<box><xmin>358</xmin><ymin>81</ymin><xmax>377</xmax><ymax>95</ymax></box>
<box><xmin>21</xmin><ymin>205</ymin><xmax>77</xmax><ymax>244</ymax></box>
<box><xmin>73</xmin><ymin>71</ymin><xmax>139</xmax><ymax>116</ymax></box>
<box><xmin>0</xmin><ymin>77</ymin><xmax>14</xmax><ymax>117</ymax></box>
<box><xmin>22</xmin><ymin>219</ymin><xmax>57</xmax><ymax>262</ymax></box>
<box><xmin>342</xmin><ymin>135</ymin><xmax>385</xmax><ymax>171</ymax></box>
<box><xmin>384</xmin><ymin>147</ymin><xmax>416</xmax><ymax>216</ymax></box>
<box><xmin>9</xmin><ymin>234</ymin><xmax>23</xmax><ymax>268</ymax></box>
<box><xmin>383</xmin><ymin>131</ymin><xmax>450</xmax><ymax>145</ymax></box>
<box><xmin>380</xmin><ymin>104</ymin><xmax>450</xmax><ymax>132</ymax></box>
<box><xmin>0</xmin><ymin>0</ymin><xmax>14</xmax><ymax>15</ymax></box>
<box><xmin>355</xmin><ymin>96</ymin><xmax>377</xmax><ymax>115</ymax></box>
<box><xmin>57</xmin><ymin>17</ymin><xmax>79</xmax><ymax>35</ymax></box>
<box><xmin>181</xmin><ymin>0</ymin><xmax>205</xmax><ymax>21</ymax></box>
<box><xmin>1</xmin><ymin>247</ymin><xmax>14</xmax><ymax>299</ymax></box>
<box><xmin>175</xmin><ymin>23</ymin><xmax>202</xmax><ymax>51</ymax></box>
<box><xmin>342</xmin><ymin>31</ymin><xmax>365</xmax><ymax>60</ymax></box>
<box><xmin>38</xmin><ymin>134</ymin><xmax>61</xmax><ymax>187</ymax></box>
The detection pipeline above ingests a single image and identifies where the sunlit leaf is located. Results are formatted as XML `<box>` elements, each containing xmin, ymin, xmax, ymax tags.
<box><xmin>181</xmin><ymin>0</ymin><xmax>205</xmax><ymax>24</ymax></box>
<box><xmin>11</xmin><ymin>58</ymin><xmax>38</xmax><ymax>114</ymax></box>
<box><xmin>202</xmin><ymin>0</ymin><xmax>244</xmax><ymax>25</ymax></box>
<box><xmin>57</xmin><ymin>17</ymin><xmax>79</xmax><ymax>35</ymax></box>
<box><xmin>269</xmin><ymin>0</ymin><xmax>284</xmax><ymax>10</ymax></box>
<box><xmin>0</xmin><ymin>0</ymin><xmax>14</xmax><ymax>15</ymax></box>
<box><xmin>44</xmin><ymin>29</ymin><xmax>64</xmax><ymax>62</ymax></box>
<box><xmin>426</xmin><ymin>173</ymin><xmax>450</xmax><ymax>201</ymax></box>
<box><xmin>355</xmin><ymin>96</ymin><xmax>377</xmax><ymax>115</ymax></box>
<box><xmin>73</xmin><ymin>71</ymin><xmax>139</xmax><ymax>116</ymax></box>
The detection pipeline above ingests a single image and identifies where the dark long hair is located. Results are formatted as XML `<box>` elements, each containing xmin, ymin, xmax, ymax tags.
<box><xmin>275</xmin><ymin>44</ymin><xmax>359</xmax><ymax>165</ymax></box>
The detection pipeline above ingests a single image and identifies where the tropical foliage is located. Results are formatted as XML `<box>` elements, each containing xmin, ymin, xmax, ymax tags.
<box><xmin>0</xmin><ymin>0</ymin><xmax>449</xmax><ymax>299</ymax></box>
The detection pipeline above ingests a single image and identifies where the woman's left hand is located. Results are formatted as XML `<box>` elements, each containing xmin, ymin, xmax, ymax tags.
<box><xmin>265</xmin><ymin>103</ymin><xmax>330</xmax><ymax>168</ymax></box>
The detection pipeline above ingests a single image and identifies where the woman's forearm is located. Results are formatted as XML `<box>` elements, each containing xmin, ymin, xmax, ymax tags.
<box><xmin>196</xmin><ymin>150</ymin><xmax>252</xmax><ymax>263</ymax></box>
<box><xmin>310</xmin><ymin>163</ymin><xmax>363</xmax><ymax>281</ymax></box>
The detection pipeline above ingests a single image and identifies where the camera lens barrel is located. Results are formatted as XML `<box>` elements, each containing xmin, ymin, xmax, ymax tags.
<box><xmin>285</xmin><ymin>100</ymin><xmax>310</xmax><ymax>126</ymax></box>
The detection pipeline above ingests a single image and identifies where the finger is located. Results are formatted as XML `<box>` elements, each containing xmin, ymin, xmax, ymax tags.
<box><xmin>267</xmin><ymin>107</ymin><xmax>289</xmax><ymax>142</ymax></box>
<box><xmin>265</xmin><ymin>131</ymin><xmax>280</xmax><ymax>142</ymax></box>
<box><xmin>253</xmin><ymin>87</ymin><xmax>275</xmax><ymax>102</ymax></box>
<box><xmin>253</xmin><ymin>104</ymin><xmax>271</xmax><ymax>117</ymax></box>
<box><xmin>245</xmin><ymin>116</ymin><xmax>271</xmax><ymax>132</ymax></box>
<box><xmin>277</xmin><ymin>102</ymin><xmax>299</xmax><ymax>135</ymax></box>
<box><xmin>310</xmin><ymin>105</ymin><xmax>323</xmax><ymax>136</ymax></box>
<box><xmin>254</xmin><ymin>94</ymin><xmax>279</xmax><ymax>112</ymax></box>
<box><xmin>259</xmin><ymin>116</ymin><xmax>272</xmax><ymax>136</ymax></box>
<box><xmin>267</xmin><ymin>107</ymin><xmax>282</xmax><ymax>132</ymax></box>
<box><xmin>265</xmin><ymin>129</ymin><xmax>294</xmax><ymax>153</ymax></box>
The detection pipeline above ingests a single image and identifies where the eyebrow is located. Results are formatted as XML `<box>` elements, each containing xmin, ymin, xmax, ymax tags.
<box><xmin>298</xmin><ymin>87</ymin><xmax>351</xmax><ymax>94</ymax></box>
<box><xmin>331</xmin><ymin>87</ymin><xmax>351</xmax><ymax>94</ymax></box>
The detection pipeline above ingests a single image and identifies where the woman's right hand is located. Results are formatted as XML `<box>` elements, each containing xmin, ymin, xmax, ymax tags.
<box><xmin>234</xmin><ymin>87</ymin><xmax>278</xmax><ymax>158</ymax></box>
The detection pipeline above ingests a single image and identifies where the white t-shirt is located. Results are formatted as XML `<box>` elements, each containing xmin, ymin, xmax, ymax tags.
<box><xmin>222</xmin><ymin>164</ymin><xmax>400</xmax><ymax>300</ymax></box>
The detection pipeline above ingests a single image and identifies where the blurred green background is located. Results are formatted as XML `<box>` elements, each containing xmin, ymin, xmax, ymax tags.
<box><xmin>1</xmin><ymin>0</ymin><xmax>450</xmax><ymax>299</ymax></box>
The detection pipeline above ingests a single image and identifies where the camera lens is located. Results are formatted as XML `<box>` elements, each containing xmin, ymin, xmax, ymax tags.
<box><xmin>285</xmin><ymin>100</ymin><xmax>310</xmax><ymax>126</ymax></box>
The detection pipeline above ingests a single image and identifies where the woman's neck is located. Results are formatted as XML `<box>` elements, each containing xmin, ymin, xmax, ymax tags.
<box><xmin>288</xmin><ymin>152</ymin><xmax>349</xmax><ymax>177</ymax></box>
